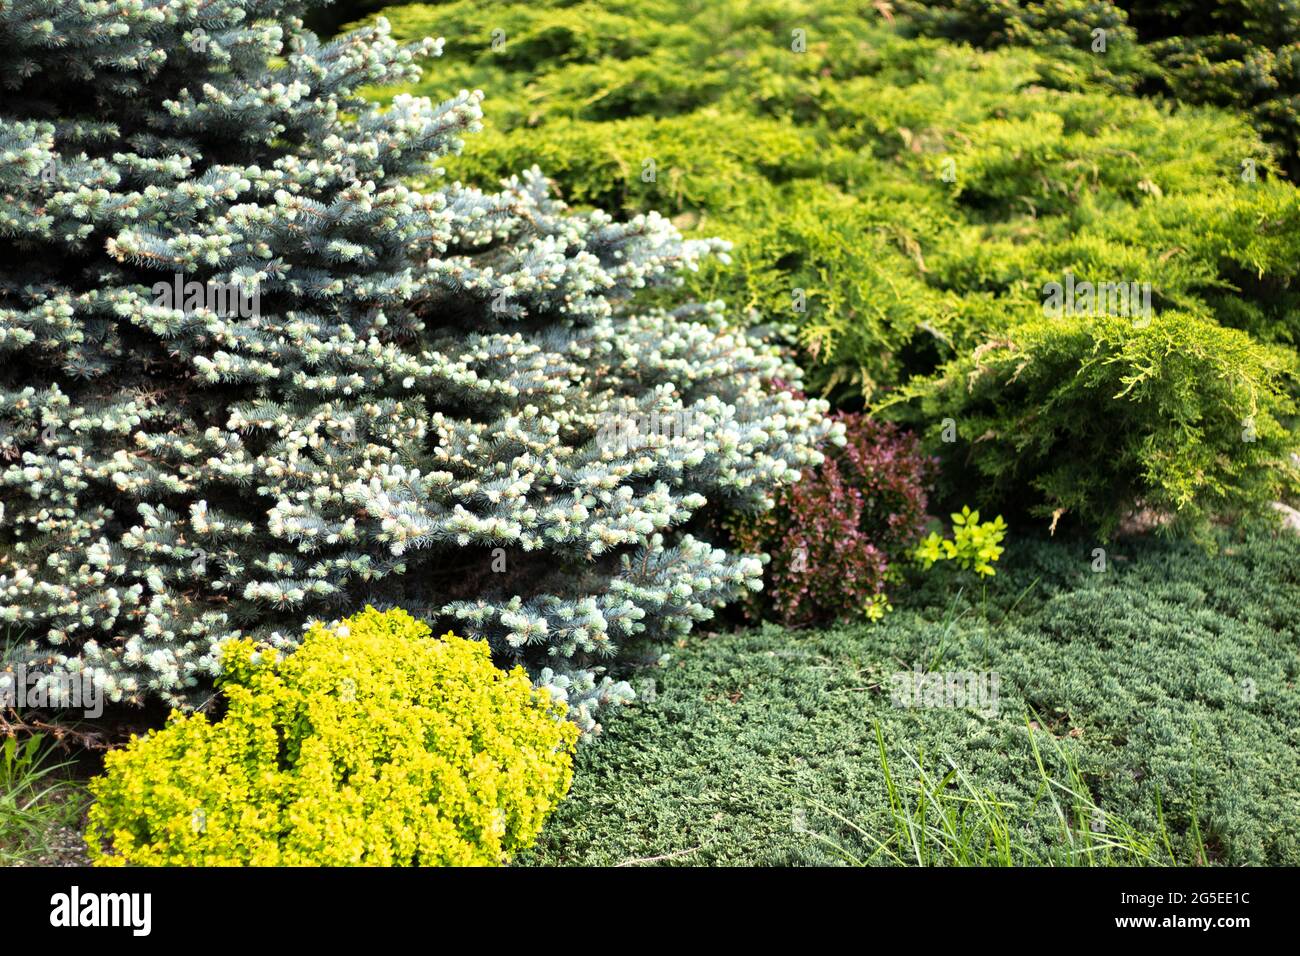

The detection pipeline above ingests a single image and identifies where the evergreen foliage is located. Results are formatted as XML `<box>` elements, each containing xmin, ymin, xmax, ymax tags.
<box><xmin>368</xmin><ymin>0</ymin><xmax>1300</xmax><ymax>392</ymax></box>
<box><xmin>85</xmin><ymin>607</ymin><xmax>578</xmax><ymax>866</ymax></box>
<box><xmin>0</xmin><ymin>0</ymin><xmax>833</xmax><ymax>724</ymax></box>
<box><xmin>896</xmin><ymin>1</ymin><xmax>1300</xmax><ymax>179</ymax></box>
<box><xmin>521</xmin><ymin>529</ymin><xmax>1300</xmax><ymax>867</ymax></box>
<box><xmin>365</xmin><ymin>0</ymin><xmax>1300</xmax><ymax>534</ymax></box>
<box><xmin>890</xmin><ymin>311</ymin><xmax>1299</xmax><ymax>537</ymax></box>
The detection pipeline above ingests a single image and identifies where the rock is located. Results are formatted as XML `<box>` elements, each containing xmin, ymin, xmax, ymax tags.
<box><xmin>1272</xmin><ymin>501</ymin><xmax>1300</xmax><ymax>533</ymax></box>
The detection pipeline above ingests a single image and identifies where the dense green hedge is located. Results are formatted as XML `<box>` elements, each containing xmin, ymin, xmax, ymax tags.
<box><xmin>357</xmin><ymin>0</ymin><xmax>1300</xmax><ymax>533</ymax></box>
<box><xmin>520</xmin><ymin>529</ymin><xmax>1300</xmax><ymax>866</ymax></box>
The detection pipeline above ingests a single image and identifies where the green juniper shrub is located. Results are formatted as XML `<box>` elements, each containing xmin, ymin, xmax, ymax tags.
<box><xmin>896</xmin><ymin>0</ymin><xmax>1300</xmax><ymax>178</ymax></box>
<box><xmin>886</xmin><ymin>311</ymin><xmax>1300</xmax><ymax>538</ymax></box>
<box><xmin>366</xmin><ymin>1</ymin><xmax>1300</xmax><ymax>547</ymax></box>
<box><xmin>726</xmin><ymin>412</ymin><xmax>935</xmax><ymax>625</ymax></box>
<box><xmin>367</xmin><ymin>0</ymin><xmax>1300</xmax><ymax>405</ymax></box>
<box><xmin>892</xmin><ymin>0</ymin><xmax>1149</xmax><ymax>88</ymax></box>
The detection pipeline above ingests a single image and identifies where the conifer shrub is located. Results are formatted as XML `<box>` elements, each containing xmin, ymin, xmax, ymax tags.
<box><xmin>892</xmin><ymin>0</ymin><xmax>1146</xmax><ymax>80</ymax></box>
<box><xmin>369</xmin><ymin>0</ymin><xmax>1300</xmax><ymax>399</ymax></box>
<box><xmin>84</xmin><ymin>607</ymin><xmax>578</xmax><ymax>866</ymax></box>
<box><xmin>896</xmin><ymin>0</ymin><xmax>1300</xmax><ymax>178</ymax></box>
<box><xmin>0</xmin><ymin>0</ymin><xmax>834</xmax><ymax>725</ymax></box>
<box><xmin>522</xmin><ymin>528</ymin><xmax>1300</xmax><ymax>867</ymax></box>
<box><xmin>890</xmin><ymin>312</ymin><xmax>1300</xmax><ymax>537</ymax></box>
<box><xmin>727</xmin><ymin>413</ymin><xmax>934</xmax><ymax>625</ymax></box>
<box><xmin>364</xmin><ymin>0</ymin><xmax>1300</xmax><ymax>535</ymax></box>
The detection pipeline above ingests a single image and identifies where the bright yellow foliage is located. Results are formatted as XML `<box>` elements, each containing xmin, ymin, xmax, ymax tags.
<box><xmin>85</xmin><ymin>607</ymin><xmax>578</xmax><ymax>866</ymax></box>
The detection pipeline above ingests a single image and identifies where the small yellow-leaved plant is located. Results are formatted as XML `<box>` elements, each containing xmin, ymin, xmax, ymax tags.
<box><xmin>916</xmin><ymin>506</ymin><xmax>1008</xmax><ymax>577</ymax></box>
<box><xmin>85</xmin><ymin>607</ymin><xmax>578</xmax><ymax>866</ymax></box>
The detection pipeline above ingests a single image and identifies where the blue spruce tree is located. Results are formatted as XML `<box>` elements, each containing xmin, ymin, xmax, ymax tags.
<box><xmin>0</xmin><ymin>0</ymin><xmax>834</xmax><ymax>733</ymax></box>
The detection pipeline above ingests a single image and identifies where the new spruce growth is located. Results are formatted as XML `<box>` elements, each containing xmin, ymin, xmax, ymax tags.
<box><xmin>0</xmin><ymin>0</ymin><xmax>834</xmax><ymax>730</ymax></box>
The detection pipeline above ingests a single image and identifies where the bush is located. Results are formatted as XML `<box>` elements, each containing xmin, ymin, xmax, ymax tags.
<box><xmin>364</xmin><ymin>2</ymin><xmax>1300</xmax><ymax>536</ymax></box>
<box><xmin>520</xmin><ymin>528</ymin><xmax>1300</xmax><ymax>866</ymax></box>
<box><xmin>367</xmin><ymin>0</ymin><xmax>1300</xmax><ymax>404</ymax></box>
<box><xmin>891</xmin><ymin>312</ymin><xmax>1300</xmax><ymax>537</ymax></box>
<box><xmin>896</xmin><ymin>0</ymin><xmax>1300</xmax><ymax>178</ymax></box>
<box><xmin>85</xmin><ymin>607</ymin><xmax>578</xmax><ymax>866</ymax></box>
<box><xmin>727</xmin><ymin>413</ymin><xmax>934</xmax><ymax>625</ymax></box>
<box><xmin>0</xmin><ymin>0</ymin><xmax>833</xmax><ymax>725</ymax></box>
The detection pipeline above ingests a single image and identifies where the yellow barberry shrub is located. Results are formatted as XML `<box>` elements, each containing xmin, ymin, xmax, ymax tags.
<box><xmin>84</xmin><ymin>607</ymin><xmax>578</xmax><ymax>866</ymax></box>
